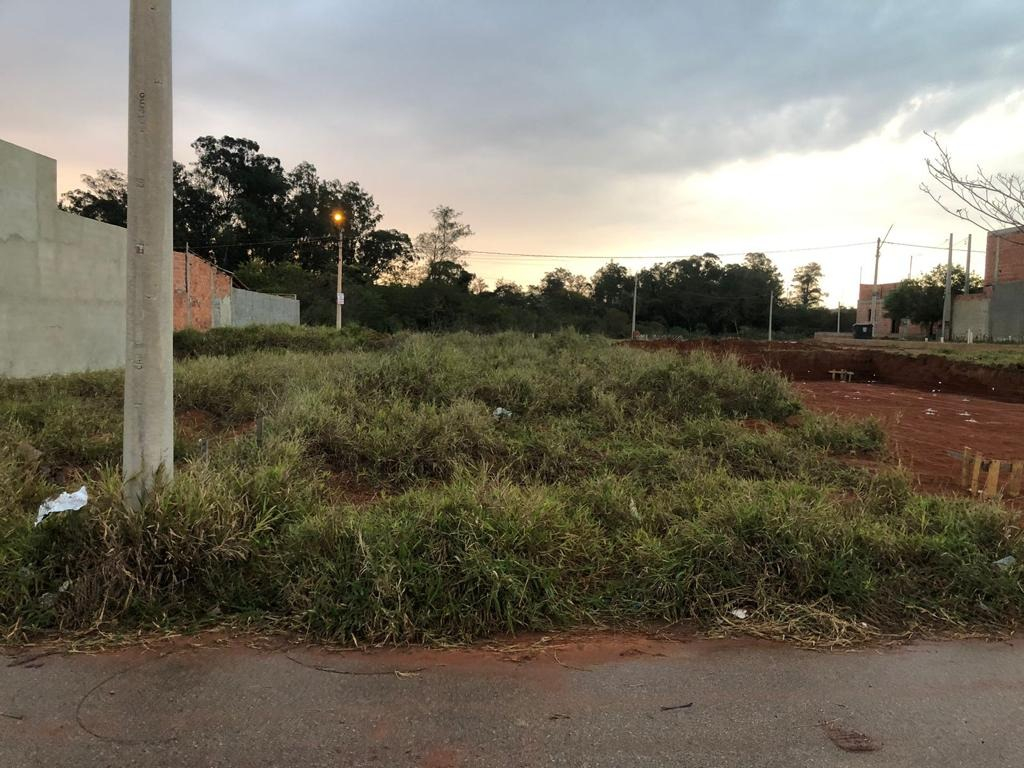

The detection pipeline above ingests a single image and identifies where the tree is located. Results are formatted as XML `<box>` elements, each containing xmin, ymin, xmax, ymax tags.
<box><xmin>414</xmin><ymin>205</ymin><xmax>474</xmax><ymax>270</ymax></box>
<box><xmin>921</xmin><ymin>132</ymin><xmax>1024</xmax><ymax>230</ymax></box>
<box><xmin>59</xmin><ymin>169</ymin><xmax>128</xmax><ymax>226</ymax></box>
<box><xmin>883</xmin><ymin>265</ymin><xmax>981</xmax><ymax>338</ymax></box>
<box><xmin>61</xmin><ymin>163</ymin><xmax>224</xmax><ymax>249</ymax></box>
<box><xmin>356</xmin><ymin>229</ymin><xmax>415</xmax><ymax>284</ymax></box>
<box><xmin>743</xmin><ymin>252</ymin><xmax>783</xmax><ymax>297</ymax></box>
<box><xmin>591</xmin><ymin>262</ymin><xmax>632</xmax><ymax>311</ymax></box>
<box><xmin>191</xmin><ymin>135</ymin><xmax>291</xmax><ymax>267</ymax></box>
<box><xmin>790</xmin><ymin>262</ymin><xmax>825</xmax><ymax>308</ymax></box>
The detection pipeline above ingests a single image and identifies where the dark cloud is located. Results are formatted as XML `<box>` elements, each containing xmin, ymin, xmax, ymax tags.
<box><xmin>161</xmin><ymin>0</ymin><xmax>1022</xmax><ymax>177</ymax></box>
<box><xmin>1</xmin><ymin>1</ymin><xmax>1020</xmax><ymax>192</ymax></box>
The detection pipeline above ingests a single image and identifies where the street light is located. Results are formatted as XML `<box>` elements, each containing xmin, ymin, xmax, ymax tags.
<box><xmin>332</xmin><ymin>210</ymin><xmax>345</xmax><ymax>329</ymax></box>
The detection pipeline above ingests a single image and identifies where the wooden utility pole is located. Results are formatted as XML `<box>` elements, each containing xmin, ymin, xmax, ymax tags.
<box><xmin>123</xmin><ymin>0</ymin><xmax>174</xmax><ymax>507</ymax></box>
<box><xmin>768</xmin><ymin>291</ymin><xmax>774</xmax><ymax>342</ymax></box>
<box><xmin>941</xmin><ymin>233</ymin><xmax>953</xmax><ymax>342</ymax></box>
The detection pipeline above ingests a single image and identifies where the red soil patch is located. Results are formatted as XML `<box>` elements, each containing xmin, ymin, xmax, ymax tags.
<box><xmin>797</xmin><ymin>381</ymin><xmax>1024</xmax><ymax>504</ymax></box>
<box><xmin>632</xmin><ymin>339</ymin><xmax>1024</xmax><ymax>505</ymax></box>
<box><xmin>631</xmin><ymin>339</ymin><xmax>1024</xmax><ymax>402</ymax></box>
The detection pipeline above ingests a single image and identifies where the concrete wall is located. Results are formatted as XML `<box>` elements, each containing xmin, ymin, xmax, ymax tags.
<box><xmin>227</xmin><ymin>288</ymin><xmax>300</xmax><ymax>327</ymax></box>
<box><xmin>1</xmin><ymin>140</ymin><xmax>127</xmax><ymax>377</ymax></box>
<box><xmin>990</xmin><ymin>282</ymin><xmax>1024</xmax><ymax>341</ymax></box>
<box><xmin>951</xmin><ymin>293</ymin><xmax>990</xmax><ymax>341</ymax></box>
<box><xmin>2</xmin><ymin>139</ymin><xmax>302</xmax><ymax>378</ymax></box>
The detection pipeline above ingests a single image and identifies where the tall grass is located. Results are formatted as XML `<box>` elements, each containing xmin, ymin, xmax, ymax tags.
<box><xmin>1</xmin><ymin>328</ymin><xmax>1020</xmax><ymax>644</ymax></box>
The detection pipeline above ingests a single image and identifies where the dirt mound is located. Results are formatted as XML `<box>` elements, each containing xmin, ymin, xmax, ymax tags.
<box><xmin>631</xmin><ymin>339</ymin><xmax>1024</xmax><ymax>402</ymax></box>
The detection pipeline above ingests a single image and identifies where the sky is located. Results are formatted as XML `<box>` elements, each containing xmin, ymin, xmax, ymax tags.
<box><xmin>2</xmin><ymin>0</ymin><xmax>1023</xmax><ymax>305</ymax></box>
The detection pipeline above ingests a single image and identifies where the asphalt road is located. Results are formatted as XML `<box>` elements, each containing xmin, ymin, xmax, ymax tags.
<box><xmin>2</xmin><ymin>634</ymin><xmax>1022</xmax><ymax>767</ymax></box>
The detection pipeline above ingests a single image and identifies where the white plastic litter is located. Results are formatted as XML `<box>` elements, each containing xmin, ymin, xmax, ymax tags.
<box><xmin>994</xmin><ymin>556</ymin><xmax>1017</xmax><ymax>570</ymax></box>
<box><xmin>492</xmin><ymin>407</ymin><xmax>514</xmax><ymax>421</ymax></box>
<box><xmin>35</xmin><ymin>485</ymin><xmax>88</xmax><ymax>526</ymax></box>
<box><xmin>729</xmin><ymin>608</ymin><xmax>750</xmax><ymax>620</ymax></box>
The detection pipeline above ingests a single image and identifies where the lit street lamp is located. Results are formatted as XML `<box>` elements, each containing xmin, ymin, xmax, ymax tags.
<box><xmin>333</xmin><ymin>211</ymin><xmax>345</xmax><ymax>329</ymax></box>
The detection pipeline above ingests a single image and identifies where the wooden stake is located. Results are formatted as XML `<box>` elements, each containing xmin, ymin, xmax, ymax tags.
<box><xmin>1008</xmin><ymin>462</ymin><xmax>1023</xmax><ymax>497</ymax></box>
<box><xmin>961</xmin><ymin>447</ymin><xmax>972</xmax><ymax>489</ymax></box>
<box><xmin>970</xmin><ymin>454</ymin><xmax>983</xmax><ymax>495</ymax></box>
<box><xmin>984</xmin><ymin>460</ymin><xmax>1002</xmax><ymax>499</ymax></box>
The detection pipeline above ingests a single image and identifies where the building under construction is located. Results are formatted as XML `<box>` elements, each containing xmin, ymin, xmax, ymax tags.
<box><xmin>855</xmin><ymin>227</ymin><xmax>1024</xmax><ymax>341</ymax></box>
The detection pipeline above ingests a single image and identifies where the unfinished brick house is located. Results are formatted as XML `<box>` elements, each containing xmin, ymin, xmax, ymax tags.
<box><xmin>173</xmin><ymin>251</ymin><xmax>234</xmax><ymax>331</ymax></box>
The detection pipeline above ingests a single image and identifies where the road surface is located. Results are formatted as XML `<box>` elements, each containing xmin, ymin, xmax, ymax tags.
<box><xmin>3</xmin><ymin>634</ymin><xmax>1022</xmax><ymax>767</ymax></box>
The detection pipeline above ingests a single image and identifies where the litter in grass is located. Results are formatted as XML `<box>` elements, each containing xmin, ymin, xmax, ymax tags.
<box><xmin>35</xmin><ymin>485</ymin><xmax>88</xmax><ymax>526</ymax></box>
<box><xmin>492</xmin><ymin>407</ymin><xmax>514</xmax><ymax>421</ymax></box>
<box><xmin>994</xmin><ymin>556</ymin><xmax>1017</xmax><ymax>570</ymax></box>
<box><xmin>729</xmin><ymin>608</ymin><xmax>750</xmax><ymax>620</ymax></box>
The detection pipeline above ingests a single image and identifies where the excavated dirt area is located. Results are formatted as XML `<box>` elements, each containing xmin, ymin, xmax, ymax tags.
<box><xmin>632</xmin><ymin>338</ymin><xmax>1024</xmax><ymax>402</ymax></box>
<box><xmin>797</xmin><ymin>381</ymin><xmax>1024</xmax><ymax>501</ymax></box>
<box><xmin>632</xmin><ymin>339</ymin><xmax>1024</xmax><ymax>503</ymax></box>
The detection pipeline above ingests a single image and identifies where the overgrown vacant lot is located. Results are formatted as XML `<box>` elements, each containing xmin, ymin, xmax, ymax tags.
<box><xmin>1</xmin><ymin>329</ymin><xmax>1021</xmax><ymax>645</ymax></box>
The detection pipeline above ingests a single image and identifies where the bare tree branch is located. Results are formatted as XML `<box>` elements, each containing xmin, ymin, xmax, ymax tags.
<box><xmin>920</xmin><ymin>132</ymin><xmax>1024</xmax><ymax>233</ymax></box>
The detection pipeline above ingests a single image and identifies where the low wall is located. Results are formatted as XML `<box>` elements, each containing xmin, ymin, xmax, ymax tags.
<box><xmin>0</xmin><ymin>140</ymin><xmax>127</xmax><ymax>377</ymax></box>
<box><xmin>1</xmin><ymin>139</ymin><xmax>302</xmax><ymax>378</ymax></box>
<box><xmin>951</xmin><ymin>294</ymin><xmax>990</xmax><ymax>341</ymax></box>
<box><xmin>991</xmin><ymin>282</ymin><xmax>1024</xmax><ymax>341</ymax></box>
<box><xmin>226</xmin><ymin>289</ymin><xmax>300</xmax><ymax>327</ymax></box>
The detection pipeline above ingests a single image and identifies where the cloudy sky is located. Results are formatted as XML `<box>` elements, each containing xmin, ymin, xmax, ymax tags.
<box><xmin>3</xmin><ymin>0</ymin><xmax>1023</xmax><ymax>304</ymax></box>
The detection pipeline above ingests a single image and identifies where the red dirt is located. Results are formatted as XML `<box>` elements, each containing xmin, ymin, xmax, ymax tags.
<box><xmin>633</xmin><ymin>339</ymin><xmax>1024</xmax><ymax>505</ymax></box>
<box><xmin>797</xmin><ymin>381</ymin><xmax>1024</xmax><ymax>503</ymax></box>
<box><xmin>631</xmin><ymin>339</ymin><xmax>1024</xmax><ymax>402</ymax></box>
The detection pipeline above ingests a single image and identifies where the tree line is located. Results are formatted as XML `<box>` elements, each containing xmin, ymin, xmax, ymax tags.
<box><xmin>61</xmin><ymin>135</ymin><xmax>848</xmax><ymax>338</ymax></box>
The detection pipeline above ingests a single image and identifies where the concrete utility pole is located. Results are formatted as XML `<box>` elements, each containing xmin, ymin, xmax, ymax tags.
<box><xmin>871</xmin><ymin>237</ymin><xmax>881</xmax><ymax>332</ymax></box>
<box><xmin>335</xmin><ymin>229</ymin><xmax>344</xmax><ymax>329</ymax></box>
<box><xmin>630</xmin><ymin>272</ymin><xmax>638</xmax><ymax>338</ymax></box>
<box><xmin>836</xmin><ymin>304</ymin><xmax>842</xmax><ymax>333</ymax></box>
<box><xmin>123</xmin><ymin>0</ymin><xmax>174</xmax><ymax>507</ymax></box>
<box><xmin>963</xmin><ymin>233</ymin><xmax>972</xmax><ymax>294</ymax></box>
<box><xmin>941</xmin><ymin>233</ymin><xmax>953</xmax><ymax>342</ymax></box>
<box><xmin>768</xmin><ymin>291</ymin><xmax>774</xmax><ymax>342</ymax></box>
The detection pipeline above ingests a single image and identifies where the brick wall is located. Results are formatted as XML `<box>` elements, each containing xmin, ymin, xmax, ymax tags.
<box><xmin>173</xmin><ymin>252</ymin><xmax>233</xmax><ymax>331</ymax></box>
<box><xmin>855</xmin><ymin>282</ymin><xmax>929</xmax><ymax>337</ymax></box>
<box><xmin>985</xmin><ymin>229</ymin><xmax>1024</xmax><ymax>288</ymax></box>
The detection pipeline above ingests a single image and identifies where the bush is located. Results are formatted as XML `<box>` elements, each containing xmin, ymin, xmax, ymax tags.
<box><xmin>2</xmin><ymin>331</ymin><xmax>1021</xmax><ymax>644</ymax></box>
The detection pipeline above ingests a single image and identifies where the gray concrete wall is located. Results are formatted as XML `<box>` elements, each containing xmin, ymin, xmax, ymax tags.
<box><xmin>1</xmin><ymin>140</ymin><xmax>127</xmax><ymax>377</ymax></box>
<box><xmin>990</xmin><ymin>282</ymin><xmax>1024</xmax><ymax>341</ymax></box>
<box><xmin>2</xmin><ymin>139</ymin><xmax>302</xmax><ymax>379</ymax></box>
<box><xmin>951</xmin><ymin>295</ymin><xmax>990</xmax><ymax>341</ymax></box>
<box><xmin>229</xmin><ymin>288</ymin><xmax>300</xmax><ymax>327</ymax></box>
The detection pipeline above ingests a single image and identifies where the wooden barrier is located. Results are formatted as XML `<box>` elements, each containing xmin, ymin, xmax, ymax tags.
<box><xmin>959</xmin><ymin>447</ymin><xmax>1023</xmax><ymax>500</ymax></box>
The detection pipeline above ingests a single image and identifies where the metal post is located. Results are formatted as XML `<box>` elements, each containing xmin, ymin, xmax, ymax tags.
<box><xmin>768</xmin><ymin>291</ymin><xmax>773</xmax><ymax>342</ymax></box>
<box><xmin>964</xmin><ymin>233</ymin><xmax>972</xmax><ymax>294</ymax></box>
<box><xmin>630</xmin><ymin>272</ymin><xmax>638</xmax><ymax>338</ymax></box>
<box><xmin>123</xmin><ymin>0</ymin><xmax>174</xmax><ymax>507</ymax></box>
<box><xmin>335</xmin><ymin>231</ymin><xmax>344</xmax><ymax>329</ymax></box>
<box><xmin>941</xmin><ymin>233</ymin><xmax>953</xmax><ymax>342</ymax></box>
<box><xmin>836</xmin><ymin>304</ymin><xmax>841</xmax><ymax>333</ymax></box>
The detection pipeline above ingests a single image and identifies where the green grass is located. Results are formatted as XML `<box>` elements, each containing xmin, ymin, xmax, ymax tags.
<box><xmin>1</xmin><ymin>328</ymin><xmax>1021</xmax><ymax>645</ymax></box>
